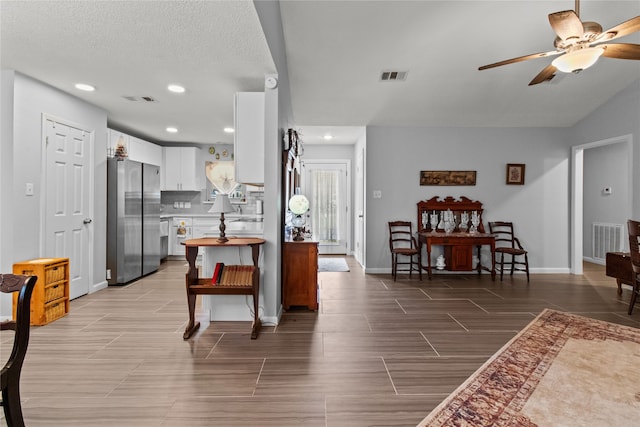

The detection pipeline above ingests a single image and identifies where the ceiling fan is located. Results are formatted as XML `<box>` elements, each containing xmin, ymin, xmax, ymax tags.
<box><xmin>479</xmin><ymin>0</ymin><xmax>640</xmax><ymax>85</ymax></box>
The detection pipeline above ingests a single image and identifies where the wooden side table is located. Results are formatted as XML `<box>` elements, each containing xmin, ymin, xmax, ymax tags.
<box><xmin>605</xmin><ymin>252</ymin><xmax>633</xmax><ymax>295</ymax></box>
<box><xmin>181</xmin><ymin>237</ymin><xmax>265</xmax><ymax>339</ymax></box>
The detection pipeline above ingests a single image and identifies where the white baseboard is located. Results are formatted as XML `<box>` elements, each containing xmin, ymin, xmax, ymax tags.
<box><xmin>92</xmin><ymin>280</ymin><xmax>108</xmax><ymax>294</ymax></box>
<box><xmin>365</xmin><ymin>267</ymin><xmax>571</xmax><ymax>275</ymax></box>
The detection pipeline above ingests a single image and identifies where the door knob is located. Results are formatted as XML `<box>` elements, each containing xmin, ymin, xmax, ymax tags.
<box><xmin>83</xmin><ymin>218</ymin><xmax>92</xmax><ymax>224</ymax></box>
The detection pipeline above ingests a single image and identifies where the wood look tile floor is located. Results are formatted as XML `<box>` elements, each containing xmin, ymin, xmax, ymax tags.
<box><xmin>2</xmin><ymin>258</ymin><xmax>639</xmax><ymax>426</ymax></box>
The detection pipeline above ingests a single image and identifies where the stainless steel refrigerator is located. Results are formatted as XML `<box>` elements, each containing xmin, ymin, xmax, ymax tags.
<box><xmin>107</xmin><ymin>158</ymin><xmax>161</xmax><ymax>285</ymax></box>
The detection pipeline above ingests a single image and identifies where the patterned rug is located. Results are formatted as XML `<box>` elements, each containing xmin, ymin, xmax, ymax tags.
<box><xmin>318</xmin><ymin>257</ymin><xmax>350</xmax><ymax>272</ymax></box>
<box><xmin>417</xmin><ymin>309</ymin><xmax>640</xmax><ymax>426</ymax></box>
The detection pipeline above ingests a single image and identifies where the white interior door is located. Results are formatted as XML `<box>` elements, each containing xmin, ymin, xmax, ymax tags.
<box><xmin>303</xmin><ymin>160</ymin><xmax>350</xmax><ymax>255</ymax></box>
<box><xmin>45</xmin><ymin>118</ymin><xmax>93</xmax><ymax>299</ymax></box>
<box><xmin>355</xmin><ymin>148</ymin><xmax>364</xmax><ymax>264</ymax></box>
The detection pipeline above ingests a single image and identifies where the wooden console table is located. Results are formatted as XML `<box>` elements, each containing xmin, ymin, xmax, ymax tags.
<box><xmin>417</xmin><ymin>196</ymin><xmax>494</xmax><ymax>279</ymax></box>
<box><xmin>418</xmin><ymin>232</ymin><xmax>496</xmax><ymax>280</ymax></box>
<box><xmin>181</xmin><ymin>237</ymin><xmax>265</xmax><ymax>340</ymax></box>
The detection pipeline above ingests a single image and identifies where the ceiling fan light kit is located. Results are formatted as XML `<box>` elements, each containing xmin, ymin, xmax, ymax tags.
<box><xmin>552</xmin><ymin>46</ymin><xmax>604</xmax><ymax>73</ymax></box>
<box><xmin>478</xmin><ymin>0</ymin><xmax>640</xmax><ymax>85</ymax></box>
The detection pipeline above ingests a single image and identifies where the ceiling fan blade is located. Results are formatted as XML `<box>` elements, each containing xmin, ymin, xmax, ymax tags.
<box><xmin>528</xmin><ymin>64</ymin><xmax>557</xmax><ymax>86</ymax></box>
<box><xmin>478</xmin><ymin>50</ymin><xmax>560</xmax><ymax>71</ymax></box>
<box><xmin>549</xmin><ymin>10</ymin><xmax>584</xmax><ymax>41</ymax></box>
<box><xmin>595</xmin><ymin>16</ymin><xmax>640</xmax><ymax>43</ymax></box>
<box><xmin>600</xmin><ymin>43</ymin><xmax>640</xmax><ymax>60</ymax></box>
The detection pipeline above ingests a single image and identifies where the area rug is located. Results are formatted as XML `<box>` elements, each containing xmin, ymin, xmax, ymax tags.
<box><xmin>318</xmin><ymin>257</ymin><xmax>350</xmax><ymax>272</ymax></box>
<box><xmin>417</xmin><ymin>309</ymin><xmax>640</xmax><ymax>427</ymax></box>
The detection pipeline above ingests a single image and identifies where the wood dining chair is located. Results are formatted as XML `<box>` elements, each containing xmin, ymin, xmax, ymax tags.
<box><xmin>489</xmin><ymin>221</ymin><xmax>530</xmax><ymax>282</ymax></box>
<box><xmin>1</xmin><ymin>274</ymin><xmax>37</xmax><ymax>427</ymax></box>
<box><xmin>627</xmin><ymin>219</ymin><xmax>640</xmax><ymax>315</ymax></box>
<box><xmin>388</xmin><ymin>221</ymin><xmax>422</xmax><ymax>281</ymax></box>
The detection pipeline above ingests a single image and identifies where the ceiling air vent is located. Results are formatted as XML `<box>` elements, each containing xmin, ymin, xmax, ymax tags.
<box><xmin>380</xmin><ymin>70</ymin><xmax>408</xmax><ymax>82</ymax></box>
<box><xmin>122</xmin><ymin>96</ymin><xmax>158</xmax><ymax>103</ymax></box>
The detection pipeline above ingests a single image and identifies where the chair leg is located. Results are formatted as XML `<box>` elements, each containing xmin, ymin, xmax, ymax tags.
<box><xmin>509</xmin><ymin>255</ymin><xmax>515</xmax><ymax>276</ymax></box>
<box><xmin>629</xmin><ymin>279</ymin><xmax>639</xmax><ymax>315</ymax></box>
<box><xmin>524</xmin><ymin>254</ymin><xmax>530</xmax><ymax>282</ymax></box>
<box><xmin>2</xmin><ymin>382</ymin><xmax>26</xmax><ymax>427</ymax></box>
<box><xmin>499</xmin><ymin>253</ymin><xmax>505</xmax><ymax>281</ymax></box>
<box><xmin>392</xmin><ymin>254</ymin><xmax>397</xmax><ymax>281</ymax></box>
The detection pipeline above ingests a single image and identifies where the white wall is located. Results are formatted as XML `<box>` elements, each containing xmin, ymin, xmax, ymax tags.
<box><xmin>570</xmin><ymin>80</ymin><xmax>640</xmax><ymax>217</ymax></box>
<box><xmin>0</xmin><ymin>71</ymin><xmax>108</xmax><ymax>316</ymax></box>
<box><xmin>0</xmin><ymin>70</ymin><xmax>16</xmax><ymax>317</ymax></box>
<box><xmin>583</xmin><ymin>142</ymin><xmax>630</xmax><ymax>258</ymax></box>
<box><xmin>364</xmin><ymin>126</ymin><xmax>571</xmax><ymax>273</ymax></box>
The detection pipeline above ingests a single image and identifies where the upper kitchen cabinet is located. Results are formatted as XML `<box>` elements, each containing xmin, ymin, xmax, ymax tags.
<box><xmin>234</xmin><ymin>92</ymin><xmax>265</xmax><ymax>185</ymax></box>
<box><xmin>107</xmin><ymin>129</ymin><xmax>162</xmax><ymax>166</ymax></box>
<box><xmin>162</xmin><ymin>146</ymin><xmax>200</xmax><ymax>191</ymax></box>
<box><xmin>129</xmin><ymin>136</ymin><xmax>162</xmax><ymax>166</ymax></box>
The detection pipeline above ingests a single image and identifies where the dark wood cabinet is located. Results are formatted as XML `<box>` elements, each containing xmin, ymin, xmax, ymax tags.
<box><xmin>283</xmin><ymin>241</ymin><xmax>318</xmax><ymax>310</ymax></box>
<box><xmin>606</xmin><ymin>252</ymin><xmax>633</xmax><ymax>295</ymax></box>
<box><xmin>445</xmin><ymin>245</ymin><xmax>474</xmax><ymax>271</ymax></box>
<box><xmin>417</xmin><ymin>196</ymin><xmax>489</xmax><ymax>273</ymax></box>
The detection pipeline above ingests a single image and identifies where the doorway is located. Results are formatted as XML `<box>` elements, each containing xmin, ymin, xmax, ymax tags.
<box><xmin>302</xmin><ymin>160</ymin><xmax>351</xmax><ymax>255</ymax></box>
<box><xmin>43</xmin><ymin>117</ymin><xmax>94</xmax><ymax>299</ymax></box>
<box><xmin>571</xmin><ymin>134</ymin><xmax>633</xmax><ymax>275</ymax></box>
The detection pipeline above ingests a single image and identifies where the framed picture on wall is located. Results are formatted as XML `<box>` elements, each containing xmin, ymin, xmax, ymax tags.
<box><xmin>506</xmin><ymin>163</ymin><xmax>525</xmax><ymax>185</ymax></box>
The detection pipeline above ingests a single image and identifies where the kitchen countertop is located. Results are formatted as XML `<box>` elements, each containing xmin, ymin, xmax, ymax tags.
<box><xmin>161</xmin><ymin>213</ymin><xmax>263</xmax><ymax>220</ymax></box>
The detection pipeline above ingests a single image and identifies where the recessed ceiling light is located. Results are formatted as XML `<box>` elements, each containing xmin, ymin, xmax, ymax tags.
<box><xmin>166</xmin><ymin>127</ymin><xmax>178</xmax><ymax>133</ymax></box>
<box><xmin>323</xmin><ymin>134</ymin><xmax>333</xmax><ymax>140</ymax></box>
<box><xmin>224</xmin><ymin>127</ymin><xmax>235</xmax><ymax>133</ymax></box>
<box><xmin>75</xmin><ymin>83</ymin><xmax>95</xmax><ymax>92</ymax></box>
<box><xmin>167</xmin><ymin>84</ymin><xmax>185</xmax><ymax>93</ymax></box>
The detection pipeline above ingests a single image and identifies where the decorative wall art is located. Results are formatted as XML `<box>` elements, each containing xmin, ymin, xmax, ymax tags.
<box><xmin>506</xmin><ymin>163</ymin><xmax>525</xmax><ymax>185</ymax></box>
<box><xmin>420</xmin><ymin>170</ymin><xmax>477</xmax><ymax>186</ymax></box>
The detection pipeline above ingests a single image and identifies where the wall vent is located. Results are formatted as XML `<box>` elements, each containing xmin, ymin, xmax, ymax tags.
<box><xmin>380</xmin><ymin>70</ymin><xmax>408</xmax><ymax>82</ymax></box>
<box><xmin>592</xmin><ymin>222</ymin><xmax>625</xmax><ymax>261</ymax></box>
<box><xmin>122</xmin><ymin>96</ymin><xmax>158</xmax><ymax>103</ymax></box>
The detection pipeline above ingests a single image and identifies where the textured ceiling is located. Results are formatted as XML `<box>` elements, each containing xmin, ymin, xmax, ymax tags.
<box><xmin>2</xmin><ymin>1</ymin><xmax>639</xmax><ymax>146</ymax></box>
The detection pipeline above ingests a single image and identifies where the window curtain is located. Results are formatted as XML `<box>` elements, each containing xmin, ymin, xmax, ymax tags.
<box><xmin>310</xmin><ymin>170</ymin><xmax>340</xmax><ymax>243</ymax></box>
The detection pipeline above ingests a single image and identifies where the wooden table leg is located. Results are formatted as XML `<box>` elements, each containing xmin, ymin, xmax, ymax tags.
<box><xmin>183</xmin><ymin>246</ymin><xmax>200</xmax><ymax>340</ymax></box>
<box><xmin>490</xmin><ymin>242</ymin><xmax>496</xmax><ymax>281</ymax></box>
<box><xmin>251</xmin><ymin>267</ymin><xmax>261</xmax><ymax>339</ymax></box>
<box><xmin>426</xmin><ymin>243</ymin><xmax>433</xmax><ymax>280</ymax></box>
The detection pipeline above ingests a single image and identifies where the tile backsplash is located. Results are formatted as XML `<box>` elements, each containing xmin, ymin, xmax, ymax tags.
<box><xmin>161</xmin><ymin>188</ymin><xmax>264</xmax><ymax>216</ymax></box>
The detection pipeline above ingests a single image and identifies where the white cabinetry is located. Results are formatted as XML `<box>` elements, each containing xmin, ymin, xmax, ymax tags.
<box><xmin>129</xmin><ymin>136</ymin><xmax>162</xmax><ymax>166</ymax></box>
<box><xmin>234</xmin><ymin>92</ymin><xmax>264</xmax><ymax>185</ymax></box>
<box><xmin>162</xmin><ymin>146</ymin><xmax>200</xmax><ymax>191</ymax></box>
<box><xmin>108</xmin><ymin>129</ymin><xmax>162</xmax><ymax>166</ymax></box>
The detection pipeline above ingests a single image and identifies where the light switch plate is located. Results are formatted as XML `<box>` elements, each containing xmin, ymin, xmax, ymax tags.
<box><xmin>25</xmin><ymin>182</ymin><xmax>34</xmax><ymax>196</ymax></box>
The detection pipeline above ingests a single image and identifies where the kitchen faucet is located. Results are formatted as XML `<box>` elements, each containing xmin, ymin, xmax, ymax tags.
<box><xmin>237</xmin><ymin>205</ymin><xmax>242</xmax><ymax>214</ymax></box>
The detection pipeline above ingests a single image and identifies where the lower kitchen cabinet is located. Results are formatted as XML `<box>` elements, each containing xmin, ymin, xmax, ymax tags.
<box><xmin>282</xmin><ymin>241</ymin><xmax>318</xmax><ymax>311</ymax></box>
